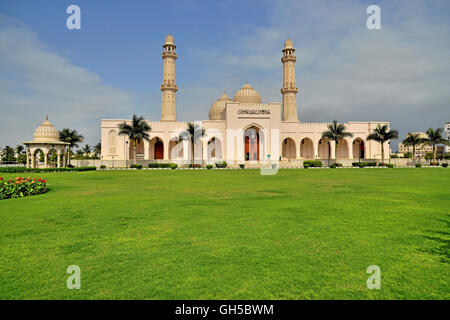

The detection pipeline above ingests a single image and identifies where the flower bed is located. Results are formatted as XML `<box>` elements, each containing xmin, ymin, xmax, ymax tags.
<box><xmin>0</xmin><ymin>177</ymin><xmax>49</xmax><ymax>200</ymax></box>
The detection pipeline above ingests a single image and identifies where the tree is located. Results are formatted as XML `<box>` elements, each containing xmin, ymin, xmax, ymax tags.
<box><xmin>94</xmin><ymin>142</ymin><xmax>101</xmax><ymax>157</ymax></box>
<box><xmin>59</xmin><ymin>128</ymin><xmax>84</xmax><ymax>166</ymax></box>
<box><xmin>179</xmin><ymin>122</ymin><xmax>205</xmax><ymax>168</ymax></box>
<box><xmin>367</xmin><ymin>124</ymin><xmax>398</xmax><ymax>164</ymax></box>
<box><xmin>82</xmin><ymin>144</ymin><xmax>92</xmax><ymax>157</ymax></box>
<box><xmin>118</xmin><ymin>115</ymin><xmax>151</xmax><ymax>164</ymax></box>
<box><xmin>16</xmin><ymin>145</ymin><xmax>25</xmax><ymax>156</ymax></box>
<box><xmin>422</xmin><ymin>127</ymin><xmax>448</xmax><ymax>164</ymax></box>
<box><xmin>1</xmin><ymin>146</ymin><xmax>17</xmax><ymax>164</ymax></box>
<box><xmin>402</xmin><ymin>133</ymin><xmax>423</xmax><ymax>163</ymax></box>
<box><xmin>321</xmin><ymin>120</ymin><xmax>353</xmax><ymax>164</ymax></box>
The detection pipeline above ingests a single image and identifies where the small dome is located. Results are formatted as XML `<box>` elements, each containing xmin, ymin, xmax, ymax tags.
<box><xmin>233</xmin><ymin>83</ymin><xmax>261</xmax><ymax>104</ymax></box>
<box><xmin>209</xmin><ymin>92</ymin><xmax>231</xmax><ymax>120</ymax></box>
<box><xmin>284</xmin><ymin>38</ymin><xmax>294</xmax><ymax>49</ymax></box>
<box><xmin>33</xmin><ymin>115</ymin><xmax>60</xmax><ymax>142</ymax></box>
<box><xmin>164</xmin><ymin>34</ymin><xmax>175</xmax><ymax>45</ymax></box>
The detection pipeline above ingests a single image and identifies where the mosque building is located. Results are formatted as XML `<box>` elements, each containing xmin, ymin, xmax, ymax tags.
<box><xmin>101</xmin><ymin>35</ymin><xmax>390</xmax><ymax>166</ymax></box>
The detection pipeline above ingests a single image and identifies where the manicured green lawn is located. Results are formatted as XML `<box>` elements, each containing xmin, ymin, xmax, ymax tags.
<box><xmin>0</xmin><ymin>168</ymin><xmax>448</xmax><ymax>299</ymax></box>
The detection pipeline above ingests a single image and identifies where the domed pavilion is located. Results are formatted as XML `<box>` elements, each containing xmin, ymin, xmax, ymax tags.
<box><xmin>23</xmin><ymin>115</ymin><xmax>69</xmax><ymax>168</ymax></box>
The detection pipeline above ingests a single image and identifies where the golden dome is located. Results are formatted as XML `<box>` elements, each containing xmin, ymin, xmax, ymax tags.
<box><xmin>233</xmin><ymin>83</ymin><xmax>261</xmax><ymax>104</ymax></box>
<box><xmin>284</xmin><ymin>38</ymin><xmax>294</xmax><ymax>49</ymax></box>
<box><xmin>33</xmin><ymin>115</ymin><xmax>60</xmax><ymax>142</ymax></box>
<box><xmin>209</xmin><ymin>92</ymin><xmax>231</xmax><ymax>120</ymax></box>
<box><xmin>164</xmin><ymin>34</ymin><xmax>175</xmax><ymax>45</ymax></box>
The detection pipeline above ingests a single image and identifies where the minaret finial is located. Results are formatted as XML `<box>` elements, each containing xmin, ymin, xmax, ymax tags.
<box><xmin>46</xmin><ymin>114</ymin><xmax>48</xmax><ymax>121</ymax></box>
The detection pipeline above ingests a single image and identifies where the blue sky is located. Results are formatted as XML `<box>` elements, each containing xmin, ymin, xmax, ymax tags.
<box><xmin>1</xmin><ymin>0</ymin><xmax>449</xmax><ymax>149</ymax></box>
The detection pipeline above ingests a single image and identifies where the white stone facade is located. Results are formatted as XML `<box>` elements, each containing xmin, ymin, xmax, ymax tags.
<box><xmin>101</xmin><ymin>35</ymin><xmax>390</xmax><ymax>166</ymax></box>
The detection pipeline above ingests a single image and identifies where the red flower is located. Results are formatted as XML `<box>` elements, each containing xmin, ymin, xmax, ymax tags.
<box><xmin>38</xmin><ymin>178</ymin><xmax>41</xmax><ymax>182</ymax></box>
<box><xmin>0</xmin><ymin>177</ymin><xmax>3</xmax><ymax>181</ymax></box>
<box><xmin>8</xmin><ymin>179</ymin><xmax>12</xmax><ymax>182</ymax></box>
<box><xmin>42</xmin><ymin>179</ymin><xmax>47</xmax><ymax>183</ymax></box>
<box><xmin>33</xmin><ymin>178</ymin><xmax>36</xmax><ymax>181</ymax></box>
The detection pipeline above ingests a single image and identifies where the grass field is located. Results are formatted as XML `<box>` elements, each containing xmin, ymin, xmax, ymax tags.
<box><xmin>0</xmin><ymin>168</ymin><xmax>448</xmax><ymax>299</ymax></box>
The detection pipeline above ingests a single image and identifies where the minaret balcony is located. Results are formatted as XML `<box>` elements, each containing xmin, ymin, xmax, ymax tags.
<box><xmin>161</xmin><ymin>84</ymin><xmax>178</xmax><ymax>91</ymax></box>
<box><xmin>281</xmin><ymin>56</ymin><xmax>296</xmax><ymax>63</ymax></box>
<box><xmin>281</xmin><ymin>87</ymin><xmax>298</xmax><ymax>94</ymax></box>
<box><xmin>162</xmin><ymin>52</ymin><xmax>178</xmax><ymax>59</ymax></box>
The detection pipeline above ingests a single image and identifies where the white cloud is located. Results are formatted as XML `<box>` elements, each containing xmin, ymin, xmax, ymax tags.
<box><xmin>184</xmin><ymin>0</ymin><xmax>450</xmax><ymax>148</ymax></box>
<box><xmin>0</xmin><ymin>15</ymin><xmax>134</xmax><ymax>147</ymax></box>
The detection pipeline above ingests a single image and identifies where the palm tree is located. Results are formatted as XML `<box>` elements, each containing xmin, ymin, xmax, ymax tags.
<box><xmin>59</xmin><ymin>128</ymin><xmax>84</xmax><ymax>166</ymax></box>
<box><xmin>422</xmin><ymin>127</ymin><xmax>448</xmax><ymax>164</ymax></box>
<box><xmin>118</xmin><ymin>115</ymin><xmax>151</xmax><ymax>164</ymax></box>
<box><xmin>366</xmin><ymin>124</ymin><xmax>398</xmax><ymax>164</ymax></box>
<box><xmin>321</xmin><ymin>120</ymin><xmax>353</xmax><ymax>164</ymax></box>
<box><xmin>94</xmin><ymin>142</ymin><xmax>101</xmax><ymax>157</ymax></box>
<box><xmin>16</xmin><ymin>145</ymin><xmax>25</xmax><ymax>156</ymax></box>
<box><xmin>402</xmin><ymin>133</ymin><xmax>424</xmax><ymax>164</ymax></box>
<box><xmin>82</xmin><ymin>144</ymin><xmax>92</xmax><ymax>157</ymax></box>
<box><xmin>179</xmin><ymin>122</ymin><xmax>205</xmax><ymax>168</ymax></box>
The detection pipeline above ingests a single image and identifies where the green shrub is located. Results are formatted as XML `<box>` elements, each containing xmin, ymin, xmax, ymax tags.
<box><xmin>442</xmin><ymin>163</ymin><xmax>448</xmax><ymax>168</ymax></box>
<box><xmin>148</xmin><ymin>163</ymin><xmax>177</xmax><ymax>169</ymax></box>
<box><xmin>130</xmin><ymin>164</ymin><xmax>142</xmax><ymax>170</ymax></box>
<box><xmin>0</xmin><ymin>176</ymin><xmax>48</xmax><ymax>200</ymax></box>
<box><xmin>99</xmin><ymin>165</ymin><xmax>106</xmax><ymax>170</ymax></box>
<box><xmin>330</xmin><ymin>163</ymin><xmax>337</xmax><ymax>169</ymax></box>
<box><xmin>206</xmin><ymin>165</ymin><xmax>213</xmax><ymax>170</ymax></box>
<box><xmin>303</xmin><ymin>164</ymin><xmax>310</xmax><ymax>169</ymax></box>
<box><xmin>387</xmin><ymin>163</ymin><xmax>394</xmax><ymax>168</ymax></box>
<box><xmin>239</xmin><ymin>164</ymin><xmax>245</xmax><ymax>169</ymax></box>
<box><xmin>415</xmin><ymin>163</ymin><xmax>422</xmax><ymax>168</ymax></box>
<box><xmin>215</xmin><ymin>161</ymin><xmax>227</xmax><ymax>168</ymax></box>
<box><xmin>303</xmin><ymin>160</ymin><xmax>322</xmax><ymax>167</ymax></box>
<box><xmin>0</xmin><ymin>166</ymin><xmax>96</xmax><ymax>173</ymax></box>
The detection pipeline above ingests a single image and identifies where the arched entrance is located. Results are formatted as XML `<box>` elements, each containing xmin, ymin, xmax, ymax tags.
<box><xmin>244</xmin><ymin>127</ymin><xmax>260</xmax><ymax>161</ymax></box>
<box><xmin>129</xmin><ymin>139</ymin><xmax>145</xmax><ymax>161</ymax></box>
<box><xmin>282</xmin><ymin>138</ymin><xmax>296</xmax><ymax>160</ymax></box>
<box><xmin>300</xmin><ymin>138</ymin><xmax>314</xmax><ymax>159</ymax></box>
<box><xmin>154</xmin><ymin>140</ymin><xmax>163</xmax><ymax>160</ymax></box>
<box><xmin>169</xmin><ymin>138</ymin><xmax>183</xmax><ymax>160</ymax></box>
<box><xmin>207</xmin><ymin>137</ymin><xmax>222</xmax><ymax>160</ymax></box>
<box><xmin>318</xmin><ymin>139</ymin><xmax>330</xmax><ymax>159</ymax></box>
<box><xmin>353</xmin><ymin>138</ymin><xmax>365</xmax><ymax>161</ymax></box>
<box><xmin>337</xmin><ymin>138</ymin><xmax>349</xmax><ymax>159</ymax></box>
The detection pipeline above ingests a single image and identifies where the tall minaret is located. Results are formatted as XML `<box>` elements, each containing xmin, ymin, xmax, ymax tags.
<box><xmin>160</xmin><ymin>34</ymin><xmax>178</xmax><ymax>121</ymax></box>
<box><xmin>281</xmin><ymin>38</ymin><xmax>299</xmax><ymax>122</ymax></box>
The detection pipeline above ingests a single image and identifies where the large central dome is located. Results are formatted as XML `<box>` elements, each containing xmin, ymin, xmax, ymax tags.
<box><xmin>233</xmin><ymin>83</ymin><xmax>261</xmax><ymax>104</ymax></box>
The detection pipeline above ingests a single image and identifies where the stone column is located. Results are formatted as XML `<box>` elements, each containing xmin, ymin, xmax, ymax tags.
<box><xmin>164</xmin><ymin>139</ymin><xmax>169</xmax><ymax>161</ymax></box>
<box><xmin>44</xmin><ymin>151</ymin><xmax>48</xmax><ymax>168</ymax></box>
<box><xmin>62</xmin><ymin>154</ymin><xmax>66</xmax><ymax>167</ymax></box>
<box><xmin>57</xmin><ymin>153</ymin><xmax>61</xmax><ymax>168</ymax></box>
<box><xmin>144</xmin><ymin>140</ymin><xmax>150</xmax><ymax>160</ymax></box>
<box><xmin>26</xmin><ymin>152</ymin><xmax>30</xmax><ymax>168</ymax></box>
<box><xmin>330</xmin><ymin>141</ymin><xmax>336</xmax><ymax>159</ymax></box>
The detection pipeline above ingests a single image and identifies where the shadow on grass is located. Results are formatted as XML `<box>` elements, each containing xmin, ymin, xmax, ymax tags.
<box><xmin>423</xmin><ymin>215</ymin><xmax>449</xmax><ymax>263</ymax></box>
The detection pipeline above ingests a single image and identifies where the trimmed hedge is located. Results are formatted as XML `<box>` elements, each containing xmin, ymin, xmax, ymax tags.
<box><xmin>239</xmin><ymin>164</ymin><xmax>245</xmax><ymax>169</ymax></box>
<box><xmin>0</xmin><ymin>166</ymin><xmax>96</xmax><ymax>173</ymax></box>
<box><xmin>442</xmin><ymin>163</ymin><xmax>448</xmax><ymax>168</ymax></box>
<box><xmin>303</xmin><ymin>163</ymin><xmax>310</xmax><ymax>169</ymax></box>
<box><xmin>148</xmin><ymin>163</ymin><xmax>178</xmax><ymax>169</ymax></box>
<box><xmin>130</xmin><ymin>164</ymin><xmax>143</xmax><ymax>170</ymax></box>
<box><xmin>330</xmin><ymin>163</ymin><xmax>337</xmax><ymax>169</ymax></box>
<box><xmin>352</xmin><ymin>162</ymin><xmax>377</xmax><ymax>167</ymax></box>
<box><xmin>415</xmin><ymin>164</ymin><xmax>422</xmax><ymax>168</ymax></box>
<box><xmin>215</xmin><ymin>161</ymin><xmax>227</xmax><ymax>168</ymax></box>
<box><xmin>303</xmin><ymin>160</ymin><xmax>322</xmax><ymax>167</ymax></box>
<box><xmin>206</xmin><ymin>165</ymin><xmax>213</xmax><ymax>170</ymax></box>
